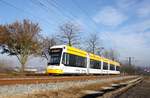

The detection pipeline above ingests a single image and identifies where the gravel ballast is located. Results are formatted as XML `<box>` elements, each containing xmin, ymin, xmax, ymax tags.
<box><xmin>0</xmin><ymin>76</ymin><xmax>136</xmax><ymax>97</ymax></box>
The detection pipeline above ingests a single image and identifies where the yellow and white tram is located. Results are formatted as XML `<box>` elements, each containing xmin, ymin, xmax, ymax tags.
<box><xmin>46</xmin><ymin>45</ymin><xmax>120</xmax><ymax>75</ymax></box>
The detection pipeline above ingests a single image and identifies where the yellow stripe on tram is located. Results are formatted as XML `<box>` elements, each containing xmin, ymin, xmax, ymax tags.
<box><xmin>47</xmin><ymin>69</ymin><xmax>64</xmax><ymax>74</ymax></box>
<box><xmin>66</xmin><ymin>46</ymin><xmax>87</xmax><ymax>57</ymax></box>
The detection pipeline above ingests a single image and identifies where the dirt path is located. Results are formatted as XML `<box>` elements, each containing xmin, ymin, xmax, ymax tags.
<box><xmin>118</xmin><ymin>76</ymin><xmax>150</xmax><ymax>98</ymax></box>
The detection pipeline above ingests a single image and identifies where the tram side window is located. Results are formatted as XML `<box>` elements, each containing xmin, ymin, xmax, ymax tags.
<box><xmin>90</xmin><ymin>60</ymin><xmax>101</xmax><ymax>69</ymax></box>
<box><xmin>62</xmin><ymin>53</ymin><xmax>86</xmax><ymax>68</ymax></box>
<box><xmin>62</xmin><ymin>53</ymin><xmax>71</xmax><ymax>66</ymax></box>
<box><xmin>62</xmin><ymin>53</ymin><xmax>66</xmax><ymax>64</ymax></box>
<box><xmin>90</xmin><ymin>60</ymin><xmax>94</xmax><ymax>68</ymax></box>
<box><xmin>103</xmin><ymin>62</ymin><xmax>108</xmax><ymax>70</ymax></box>
<box><xmin>69</xmin><ymin>54</ymin><xmax>76</xmax><ymax>66</ymax></box>
<box><xmin>110</xmin><ymin>64</ymin><xmax>115</xmax><ymax>70</ymax></box>
<box><xmin>76</xmin><ymin>56</ymin><xmax>87</xmax><ymax>67</ymax></box>
<box><xmin>116</xmin><ymin>66</ymin><xmax>120</xmax><ymax>71</ymax></box>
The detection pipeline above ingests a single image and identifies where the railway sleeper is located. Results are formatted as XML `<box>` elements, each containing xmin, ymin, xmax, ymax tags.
<box><xmin>81</xmin><ymin>77</ymin><xmax>143</xmax><ymax>98</ymax></box>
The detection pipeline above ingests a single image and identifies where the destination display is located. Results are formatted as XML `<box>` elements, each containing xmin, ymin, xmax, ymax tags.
<box><xmin>50</xmin><ymin>49</ymin><xmax>62</xmax><ymax>53</ymax></box>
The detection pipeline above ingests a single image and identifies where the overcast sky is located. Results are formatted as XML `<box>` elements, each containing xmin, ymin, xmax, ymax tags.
<box><xmin>0</xmin><ymin>0</ymin><xmax>150</xmax><ymax>67</ymax></box>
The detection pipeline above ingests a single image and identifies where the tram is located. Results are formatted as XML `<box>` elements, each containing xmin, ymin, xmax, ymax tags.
<box><xmin>47</xmin><ymin>45</ymin><xmax>120</xmax><ymax>75</ymax></box>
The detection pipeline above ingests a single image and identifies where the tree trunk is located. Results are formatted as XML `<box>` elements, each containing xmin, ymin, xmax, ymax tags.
<box><xmin>68</xmin><ymin>39</ymin><xmax>72</xmax><ymax>46</ymax></box>
<box><xmin>20</xmin><ymin>55</ymin><xmax>28</xmax><ymax>74</ymax></box>
<box><xmin>20</xmin><ymin>64</ymin><xmax>25</xmax><ymax>74</ymax></box>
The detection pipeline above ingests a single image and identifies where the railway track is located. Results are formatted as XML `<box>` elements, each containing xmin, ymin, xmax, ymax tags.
<box><xmin>0</xmin><ymin>75</ymin><xmax>121</xmax><ymax>85</ymax></box>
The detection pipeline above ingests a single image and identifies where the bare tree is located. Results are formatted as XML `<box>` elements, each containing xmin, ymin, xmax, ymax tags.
<box><xmin>0</xmin><ymin>19</ymin><xmax>42</xmax><ymax>73</ymax></box>
<box><xmin>102</xmin><ymin>49</ymin><xmax>119</xmax><ymax>61</ymax></box>
<box><xmin>58</xmin><ymin>21</ymin><xmax>80</xmax><ymax>46</ymax></box>
<box><xmin>0</xmin><ymin>25</ymin><xmax>9</xmax><ymax>44</ymax></box>
<box><xmin>86</xmin><ymin>33</ymin><xmax>102</xmax><ymax>54</ymax></box>
<box><xmin>42</xmin><ymin>36</ymin><xmax>57</xmax><ymax>60</ymax></box>
<box><xmin>42</xmin><ymin>36</ymin><xmax>57</xmax><ymax>49</ymax></box>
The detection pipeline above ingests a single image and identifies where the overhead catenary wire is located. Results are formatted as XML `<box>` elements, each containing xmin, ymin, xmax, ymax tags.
<box><xmin>46</xmin><ymin>0</ymin><xmax>79</xmax><ymax>22</ymax></box>
<box><xmin>0</xmin><ymin>0</ymin><xmax>57</xmax><ymax>27</ymax></box>
<box><xmin>42</xmin><ymin>0</ymin><xmax>117</xmax><ymax>50</ymax></box>
<box><xmin>47</xmin><ymin>0</ymin><xmax>105</xmax><ymax>34</ymax></box>
<box><xmin>1</xmin><ymin>0</ymin><xmax>118</xmax><ymax>50</ymax></box>
<box><xmin>31</xmin><ymin>0</ymin><xmax>83</xmax><ymax>30</ymax></box>
<box><xmin>30</xmin><ymin>0</ymin><xmax>66</xmax><ymax>23</ymax></box>
<box><xmin>50</xmin><ymin>0</ymin><xmax>102</xmax><ymax>38</ymax></box>
<box><xmin>70</xmin><ymin>0</ymin><xmax>118</xmax><ymax>49</ymax></box>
